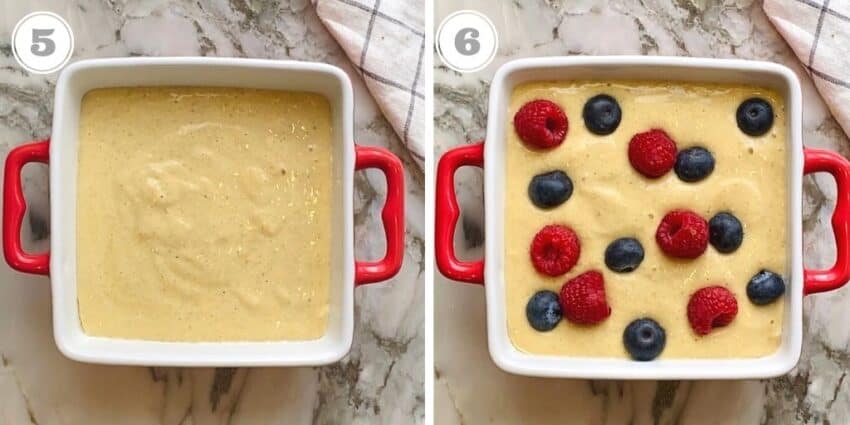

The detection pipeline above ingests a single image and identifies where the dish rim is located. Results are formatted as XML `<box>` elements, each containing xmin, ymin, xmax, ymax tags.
<box><xmin>482</xmin><ymin>56</ymin><xmax>804</xmax><ymax>379</ymax></box>
<box><xmin>49</xmin><ymin>57</ymin><xmax>356</xmax><ymax>366</ymax></box>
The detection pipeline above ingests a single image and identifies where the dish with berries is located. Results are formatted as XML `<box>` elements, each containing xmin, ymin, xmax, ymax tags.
<box><xmin>506</xmin><ymin>80</ymin><xmax>788</xmax><ymax>360</ymax></box>
<box><xmin>436</xmin><ymin>56</ymin><xmax>850</xmax><ymax>379</ymax></box>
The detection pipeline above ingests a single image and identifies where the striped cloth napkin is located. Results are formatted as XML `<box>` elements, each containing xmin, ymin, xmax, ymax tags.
<box><xmin>313</xmin><ymin>0</ymin><xmax>426</xmax><ymax>168</ymax></box>
<box><xmin>764</xmin><ymin>0</ymin><xmax>850</xmax><ymax>139</ymax></box>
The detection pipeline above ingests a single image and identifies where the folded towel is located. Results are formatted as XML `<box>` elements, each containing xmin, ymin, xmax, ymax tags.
<box><xmin>764</xmin><ymin>0</ymin><xmax>850</xmax><ymax>139</ymax></box>
<box><xmin>313</xmin><ymin>0</ymin><xmax>425</xmax><ymax>168</ymax></box>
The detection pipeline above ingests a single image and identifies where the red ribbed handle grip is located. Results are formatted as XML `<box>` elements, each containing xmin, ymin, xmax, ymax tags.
<box><xmin>435</xmin><ymin>142</ymin><xmax>484</xmax><ymax>284</ymax></box>
<box><xmin>3</xmin><ymin>140</ymin><xmax>50</xmax><ymax>275</ymax></box>
<box><xmin>803</xmin><ymin>147</ymin><xmax>850</xmax><ymax>295</ymax></box>
<box><xmin>353</xmin><ymin>145</ymin><xmax>405</xmax><ymax>285</ymax></box>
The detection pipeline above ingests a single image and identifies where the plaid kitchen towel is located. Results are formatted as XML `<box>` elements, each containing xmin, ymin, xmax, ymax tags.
<box><xmin>764</xmin><ymin>0</ymin><xmax>850</xmax><ymax>139</ymax></box>
<box><xmin>313</xmin><ymin>0</ymin><xmax>425</xmax><ymax>168</ymax></box>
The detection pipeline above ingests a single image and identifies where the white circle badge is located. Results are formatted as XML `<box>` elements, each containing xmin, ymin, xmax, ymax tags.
<box><xmin>436</xmin><ymin>10</ymin><xmax>498</xmax><ymax>73</ymax></box>
<box><xmin>12</xmin><ymin>11</ymin><xmax>74</xmax><ymax>74</ymax></box>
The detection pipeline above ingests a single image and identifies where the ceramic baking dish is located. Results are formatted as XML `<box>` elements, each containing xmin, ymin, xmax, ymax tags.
<box><xmin>2</xmin><ymin>57</ymin><xmax>405</xmax><ymax>366</ymax></box>
<box><xmin>436</xmin><ymin>56</ymin><xmax>850</xmax><ymax>379</ymax></box>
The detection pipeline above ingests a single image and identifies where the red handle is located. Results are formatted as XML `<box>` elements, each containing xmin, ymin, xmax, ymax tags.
<box><xmin>803</xmin><ymin>147</ymin><xmax>850</xmax><ymax>295</ymax></box>
<box><xmin>354</xmin><ymin>145</ymin><xmax>405</xmax><ymax>285</ymax></box>
<box><xmin>435</xmin><ymin>142</ymin><xmax>484</xmax><ymax>284</ymax></box>
<box><xmin>3</xmin><ymin>140</ymin><xmax>50</xmax><ymax>275</ymax></box>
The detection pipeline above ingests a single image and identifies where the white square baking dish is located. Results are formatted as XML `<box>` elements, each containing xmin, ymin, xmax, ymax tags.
<box><xmin>3</xmin><ymin>57</ymin><xmax>405</xmax><ymax>366</ymax></box>
<box><xmin>436</xmin><ymin>56</ymin><xmax>850</xmax><ymax>379</ymax></box>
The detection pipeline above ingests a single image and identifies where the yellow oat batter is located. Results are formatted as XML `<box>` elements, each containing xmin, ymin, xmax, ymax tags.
<box><xmin>76</xmin><ymin>87</ymin><xmax>332</xmax><ymax>341</ymax></box>
<box><xmin>505</xmin><ymin>81</ymin><xmax>788</xmax><ymax>358</ymax></box>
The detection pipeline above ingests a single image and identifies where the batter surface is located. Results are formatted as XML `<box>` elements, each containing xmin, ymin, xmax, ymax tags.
<box><xmin>505</xmin><ymin>81</ymin><xmax>788</xmax><ymax>358</ymax></box>
<box><xmin>77</xmin><ymin>87</ymin><xmax>332</xmax><ymax>341</ymax></box>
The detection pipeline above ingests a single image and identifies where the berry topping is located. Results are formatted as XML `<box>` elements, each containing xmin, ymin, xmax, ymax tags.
<box><xmin>675</xmin><ymin>147</ymin><xmax>715</xmax><ymax>182</ymax></box>
<box><xmin>655</xmin><ymin>209</ymin><xmax>709</xmax><ymax>258</ymax></box>
<box><xmin>747</xmin><ymin>270</ymin><xmax>786</xmax><ymax>305</ymax></box>
<box><xmin>709</xmin><ymin>212</ymin><xmax>744</xmax><ymax>254</ymax></box>
<box><xmin>514</xmin><ymin>99</ymin><xmax>568</xmax><ymax>149</ymax></box>
<box><xmin>583</xmin><ymin>94</ymin><xmax>622</xmax><ymax>135</ymax></box>
<box><xmin>528</xmin><ymin>170</ymin><xmax>573</xmax><ymax>209</ymax></box>
<box><xmin>628</xmin><ymin>129</ymin><xmax>678</xmax><ymax>178</ymax></box>
<box><xmin>687</xmin><ymin>286</ymin><xmax>738</xmax><ymax>335</ymax></box>
<box><xmin>604</xmin><ymin>237</ymin><xmax>645</xmax><ymax>273</ymax></box>
<box><xmin>736</xmin><ymin>98</ymin><xmax>774</xmax><ymax>136</ymax></box>
<box><xmin>530</xmin><ymin>224</ymin><xmax>581</xmax><ymax>276</ymax></box>
<box><xmin>623</xmin><ymin>318</ymin><xmax>666</xmax><ymax>361</ymax></box>
<box><xmin>526</xmin><ymin>290</ymin><xmax>563</xmax><ymax>331</ymax></box>
<box><xmin>559</xmin><ymin>270</ymin><xmax>611</xmax><ymax>325</ymax></box>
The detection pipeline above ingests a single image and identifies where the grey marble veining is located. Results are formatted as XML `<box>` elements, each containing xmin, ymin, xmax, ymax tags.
<box><xmin>0</xmin><ymin>1</ymin><xmax>423</xmax><ymax>424</ymax></box>
<box><xmin>435</xmin><ymin>0</ymin><xmax>850</xmax><ymax>424</ymax></box>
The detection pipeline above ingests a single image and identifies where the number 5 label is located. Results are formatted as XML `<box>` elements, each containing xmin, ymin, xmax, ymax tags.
<box><xmin>437</xmin><ymin>10</ymin><xmax>498</xmax><ymax>73</ymax></box>
<box><xmin>12</xmin><ymin>12</ymin><xmax>74</xmax><ymax>74</ymax></box>
<box><xmin>30</xmin><ymin>28</ymin><xmax>57</xmax><ymax>56</ymax></box>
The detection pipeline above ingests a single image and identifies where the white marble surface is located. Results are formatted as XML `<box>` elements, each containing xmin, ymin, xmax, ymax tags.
<box><xmin>435</xmin><ymin>1</ymin><xmax>850</xmax><ymax>424</ymax></box>
<box><xmin>0</xmin><ymin>1</ymin><xmax>423</xmax><ymax>424</ymax></box>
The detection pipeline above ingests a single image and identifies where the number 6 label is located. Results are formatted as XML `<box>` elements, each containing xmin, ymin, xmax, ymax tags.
<box><xmin>12</xmin><ymin>12</ymin><xmax>74</xmax><ymax>74</ymax></box>
<box><xmin>455</xmin><ymin>28</ymin><xmax>481</xmax><ymax>56</ymax></box>
<box><xmin>437</xmin><ymin>10</ymin><xmax>498</xmax><ymax>73</ymax></box>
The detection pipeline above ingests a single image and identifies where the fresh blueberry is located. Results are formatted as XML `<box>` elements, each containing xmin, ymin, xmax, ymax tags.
<box><xmin>528</xmin><ymin>170</ymin><xmax>573</xmax><ymax>209</ymax></box>
<box><xmin>747</xmin><ymin>270</ymin><xmax>786</xmax><ymax>305</ymax></box>
<box><xmin>526</xmin><ymin>290</ymin><xmax>562</xmax><ymax>331</ymax></box>
<box><xmin>709</xmin><ymin>212</ymin><xmax>744</xmax><ymax>253</ymax></box>
<box><xmin>605</xmin><ymin>237</ymin><xmax>644</xmax><ymax>273</ymax></box>
<box><xmin>583</xmin><ymin>94</ymin><xmax>622</xmax><ymax>135</ymax></box>
<box><xmin>623</xmin><ymin>318</ymin><xmax>666</xmax><ymax>361</ymax></box>
<box><xmin>737</xmin><ymin>98</ymin><xmax>774</xmax><ymax>136</ymax></box>
<box><xmin>674</xmin><ymin>147</ymin><xmax>715</xmax><ymax>182</ymax></box>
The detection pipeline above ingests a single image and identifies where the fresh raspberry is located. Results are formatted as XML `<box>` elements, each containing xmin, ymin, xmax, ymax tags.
<box><xmin>628</xmin><ymin>129</ymin><xmax>677</xmax><ymax>178</ymax></box>
<box><xmin>687</xmin><ymin>286</ymin><xmax>738</xmax><ymax>335</ymax></box>
<box><xmin>559</xmin><ymin>270</ymin><xmax>611</xmax><ymax>325</ymax></box>
<box><xmin>655</xmin><ymin>209</ymin><xmax>709</xmax><ymax>258</ymax></box>
<box><xmin>513</xmin><ymin>99</ymin><xmax>568</xmax><ymax>149</ymax></box>
<box><xmin>530</xmin><ymin>224</ymin><xmax>580</xmax><ymax>276</ymax></box>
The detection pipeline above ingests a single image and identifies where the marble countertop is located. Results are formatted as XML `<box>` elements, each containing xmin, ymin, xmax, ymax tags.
<box><xmin>0</xmin><ymin>1</ymin><xmax>423</xmax><ymax>424</ymax></box>
<box><xmin>435</xmin><ymin>1</ymin><xmax>850</xmax><ymax>424</ymax></box>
